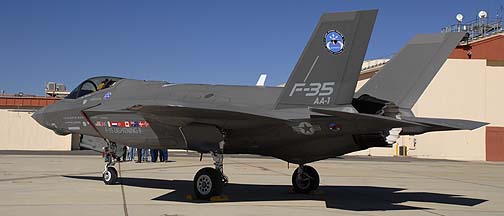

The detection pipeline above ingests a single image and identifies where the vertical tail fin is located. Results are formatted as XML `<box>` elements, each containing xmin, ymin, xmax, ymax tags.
<box><xmin>275</xmin><ymin>10</ymin><xmax>377</xmax><ymax>109</ymax></box>
<box><xmin>256</xmin><ymin>74</ymin><xmax>267</xmax><ymax>86</ymax></box>
<box><xmin>356</xmin><ymin>32</ymin><xmax>466</xmax><ymax>109</ymax></box>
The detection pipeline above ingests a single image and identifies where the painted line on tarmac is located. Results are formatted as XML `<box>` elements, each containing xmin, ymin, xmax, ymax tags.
<box><xmin>0</xmin><ymin>163</ymin><xmax>216</xmax><ymax>182</ymax></box>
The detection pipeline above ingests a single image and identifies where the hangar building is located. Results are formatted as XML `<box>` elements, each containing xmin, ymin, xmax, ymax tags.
<box><xmin>0</xmin><ymin>94</ymin><xmax>78</xmax><ymax>151</ymax></box>
<box><xmin>353</xmin><ymin>19</ymin><xmax>504</xmax><ymax>161</ymax></box>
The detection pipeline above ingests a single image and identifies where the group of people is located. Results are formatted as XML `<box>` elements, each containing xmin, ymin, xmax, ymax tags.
<box><xmin>124</xmin><ymin>146</ymin><xmax>169</xmax><ymax>163</ymax></box>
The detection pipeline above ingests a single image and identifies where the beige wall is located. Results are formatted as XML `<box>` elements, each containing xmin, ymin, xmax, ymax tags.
<box><xmin>407</xmin><ymin>59</ymin><xmax>487</xmax><ymax>160</ymax></box>
<box><xmin>485</xmin><ymin>65</ymin><xmax>504</xmax><ymax>126</ymax></box>
<box><xmin>350</xmin><ymin>59</ymin><xmax>504</xmax><ymax>161</ymax></box>
<box><xmin>355</xmin><ymin>79</ymin><xmax>367</xmax><ymax>91</ymax></box>
<box><xmin>0</xmin><ymin>109</ymin><xmax>71</xmax><ymax>150</ymax></box>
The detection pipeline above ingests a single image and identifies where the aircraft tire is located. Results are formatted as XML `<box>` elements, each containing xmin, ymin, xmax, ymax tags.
<box><xmin>292</xmin><ymin>165</ymin><xmax>319</xmax><ymax>193</ymax></box>
<box><xmin>193</xmin><ymin>167</ymin><xmax>224</xmax><ymax>200</ymax></box>
<box><xmin>103</xmin><ymin>167</ymin><xmax>118</xmax><ymax>185</ymax></box>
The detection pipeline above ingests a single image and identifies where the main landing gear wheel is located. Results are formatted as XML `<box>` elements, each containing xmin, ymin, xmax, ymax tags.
<box><xmin>103</xmin><ymin>167</ymin><xmax>118</xmax><ymax>185</ymax></box>
<box><xmin>193</xmin><ymin>167</ymin><xmax>224</xmax><ymax>200</ymax></box>
<box><xmin>292</xmin><ymin>165</ymin><xmax>319</xmax><ymax>193</ymax></box>
<box><xmin>193</xmin><ymin>132</ymin><xmax>228</xmax><ymax>200</ymax></box>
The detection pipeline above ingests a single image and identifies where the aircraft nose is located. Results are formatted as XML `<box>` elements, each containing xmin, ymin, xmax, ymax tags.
<box><xmin>32</xmin><ymin>107</ymin><xmax>46</xmax><ymax>126</ymax></box>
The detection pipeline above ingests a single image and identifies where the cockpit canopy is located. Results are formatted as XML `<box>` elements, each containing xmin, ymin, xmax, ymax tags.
<box><xmin>66</xmin><ymin>76</ymin><xmax>123</xmax><ymax>99</ymax></box>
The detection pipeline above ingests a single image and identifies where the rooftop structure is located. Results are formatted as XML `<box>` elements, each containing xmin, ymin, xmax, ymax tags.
<box><xmin>0</xmin><ymin>94</ymin><xmax>60</xmax><ymax>109</ymax></box>
<box><xmin>442</xmin><ymin>10</ymin><xmax>503</xmax><ymax>42</ymax></box>
<box><xmin>45</xmin><ymin>82</ymin><xmax>70</xmax><ymax>98</ymax></box>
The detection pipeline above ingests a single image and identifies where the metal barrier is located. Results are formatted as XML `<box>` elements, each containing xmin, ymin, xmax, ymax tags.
<box><xmin>442</xmin><ymin>17</ymin><xmax>503</xmax><ymax>42</ymax></box>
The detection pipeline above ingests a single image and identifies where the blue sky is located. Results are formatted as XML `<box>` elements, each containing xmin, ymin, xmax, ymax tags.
<box><xmin>0</xmin><ymin>0</ymin><xmax>503</xmax><ymax>95</ymax></box>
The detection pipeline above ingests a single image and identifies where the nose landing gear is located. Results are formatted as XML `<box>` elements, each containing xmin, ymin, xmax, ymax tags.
<box><xmin>101</xmin><ymin>142</ymin><xmax>121</xmax><ymax>185</ymax></box>
<box><xmin>103</xmin><ymin>165</ymin><xmax>118</xmax><ymax>185</ymax></box>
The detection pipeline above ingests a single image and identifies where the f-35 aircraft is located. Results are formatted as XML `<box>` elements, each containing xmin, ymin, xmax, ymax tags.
<box><xmin>32</xmin><ymin>9</ymin><xmax>486</xmax><ymax>199</ymax></box>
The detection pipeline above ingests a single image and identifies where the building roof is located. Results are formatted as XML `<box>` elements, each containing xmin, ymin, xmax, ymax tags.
<box><xmin>0</xmin><ymin>95</ymin><xmax>60</xmax><ymax>109</ymax></box>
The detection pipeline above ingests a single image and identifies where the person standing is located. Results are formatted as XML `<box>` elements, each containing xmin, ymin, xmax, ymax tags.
<box><xmin>142</xmin><ymin>148</ymin><xmax>149</xmax><ymax>162</ymax></box>
<box><xmin>122</xmin><ymin>146</ymin><xmax>127</xmax><ymax>161</ymax></box>
<box><xmin>150</xmin><ymin>149</ymin><xmax>158</xmax><ymax>162</ymax></box>
<box><xmin>127</xmin><ymin>146</ymin><xmax>136</xmax><ymax>161</ymax></box>
<box><xmin>160</xmin><ymin>149</ymin><xmax>168</xmax><ymax>162</ymax></box>
<box><xmin>136</xmin><ymin>148</ymin><xmax>142</xmax><ymax>163</ymax></box>
<box><xmin>158</xmin><ymin>149</ymin><xmax>165</xmax><ymax>162</ymax></box>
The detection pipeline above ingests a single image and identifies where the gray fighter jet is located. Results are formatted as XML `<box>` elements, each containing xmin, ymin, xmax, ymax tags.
<box><xmin>32</xmin><ymin>9</ymin><xmax>486</xmax><ymax>199</ymax></box>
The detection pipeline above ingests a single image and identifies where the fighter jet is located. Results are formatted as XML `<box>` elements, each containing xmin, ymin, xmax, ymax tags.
<box><xmin>32</xmin><ymin>9</ymin><xmax>486</xmax><ymax>199</ymax></box>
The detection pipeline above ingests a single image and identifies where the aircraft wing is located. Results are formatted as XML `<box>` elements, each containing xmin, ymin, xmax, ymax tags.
<box><xmin>125</xmin><ymin>104</ymin><xmax>287</xmax><ymax>129</ymax></box>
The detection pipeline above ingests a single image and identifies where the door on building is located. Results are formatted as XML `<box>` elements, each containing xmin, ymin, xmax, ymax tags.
<box><xmin>486</xmin><ymin>127</ymin><xmax>504</xmax><ymax>161</ymax></box>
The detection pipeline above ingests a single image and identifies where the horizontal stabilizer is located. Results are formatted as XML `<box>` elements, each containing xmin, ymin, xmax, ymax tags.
<box><xmin>311</xmin><ymin>107</ymin><xmax>487</xmax><ymax>135</ymax></box>
<box><xmin>402</xmin><ymin>117</ymin><xmax>488</xmax><ymax>134</ymax></box>
<box><xmin>310</xmin><ymin>107</ymin><xmax>425</xmax><ymax>130</ymax></box>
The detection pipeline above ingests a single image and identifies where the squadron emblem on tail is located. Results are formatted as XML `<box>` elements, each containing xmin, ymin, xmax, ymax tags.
<box><xmin>324</xmin><ymin>30</ymin><xmax>345</xmax><ymax>55</ymax></box>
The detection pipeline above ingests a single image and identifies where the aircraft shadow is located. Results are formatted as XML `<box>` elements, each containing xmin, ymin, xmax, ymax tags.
<box><xmin>64</xmin><ymin>175</ymin><xmax>487</xmax><ymax>211</ymax></box>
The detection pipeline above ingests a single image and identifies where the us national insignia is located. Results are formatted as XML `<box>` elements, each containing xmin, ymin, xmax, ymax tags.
<box><xmin>292</xmin><ymin>122</ymin><xmax>322</xmax><ymax>135</ymax></box>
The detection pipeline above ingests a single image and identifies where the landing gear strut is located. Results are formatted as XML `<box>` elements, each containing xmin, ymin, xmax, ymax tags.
<box><xmin>102</xmin><ymin>142</ymin><xmax>119</xmax><ymax>185</ymax></box>
<box><xmin>193</xmin><ymin>140</ymin><xmax>228</xmax><ymax>199</ymax></box>
<box><xmin>291</xmin><ymin>165</ymin><xmax>319</xmax><ymax>193</ymax></box>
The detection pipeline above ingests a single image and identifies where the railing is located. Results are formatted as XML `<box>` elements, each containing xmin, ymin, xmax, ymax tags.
<box><xmin>442</xmin><ymin>17</ymin><xmax>503</xmax><ymax>42</ymax></box>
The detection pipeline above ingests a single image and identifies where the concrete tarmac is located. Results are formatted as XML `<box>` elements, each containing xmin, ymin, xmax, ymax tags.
<box><xmin>0</xmin><ymin>153</ymin><xmax>503</xmax><ymax>216</ymax></box>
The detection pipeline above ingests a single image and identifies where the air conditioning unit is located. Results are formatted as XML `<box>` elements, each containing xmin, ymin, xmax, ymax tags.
<box><xmin>56</xmin><ymin>83</ymin><xmax>66</xmax><ymax>92</ymax></box>
<box><xmin>46</xmin><ymin>82</ymin><xmax>56</xmax><ymax>92</ymax></box>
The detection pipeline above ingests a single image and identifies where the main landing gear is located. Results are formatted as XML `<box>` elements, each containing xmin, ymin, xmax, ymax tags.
<box><xmin>291</xmin><ymin>165</ymin><xmax>320</xmax><ymax>193</ymax></box>
<box><xmin>193</xmin><ymin>141</ymin><xmax>228</xmax><ymax>199</ymax></box>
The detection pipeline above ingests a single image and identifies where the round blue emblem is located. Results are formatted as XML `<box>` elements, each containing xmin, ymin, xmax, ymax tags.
<box><xmin>324</xmin><ymin>30</ymin><xmax>345</xmax><ymax>55</ymax></box>
<box><xmin>103</xmin><ymin>92</ymin><xmax>112</xmax><ymax>100</ymax></box>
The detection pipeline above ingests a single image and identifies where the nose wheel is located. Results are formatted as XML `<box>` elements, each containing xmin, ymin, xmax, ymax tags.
<box><xmin>103</xmin><ymin>166</ymin><xmax>118</xmax><ymax>185</ymax></box>
<box><xmin>292</xmin><ymin>165</ymin><xmax>319</xmax><ymax>193</ymax></box>
<box><xmin>101</xmin><ymin>142</ymin><xmax>120</xmax><ymax>185</ymax></box>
